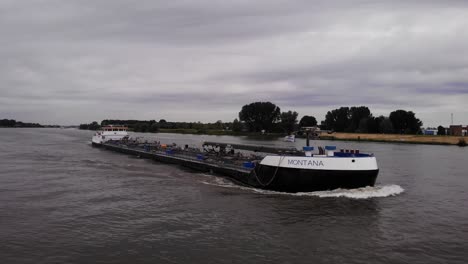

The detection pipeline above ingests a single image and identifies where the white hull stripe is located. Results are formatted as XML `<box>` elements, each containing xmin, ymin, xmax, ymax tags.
<box><xmin>260</xmin><ymin>155</ymin><xmax>378</xmax><ymax>171</ymax></box>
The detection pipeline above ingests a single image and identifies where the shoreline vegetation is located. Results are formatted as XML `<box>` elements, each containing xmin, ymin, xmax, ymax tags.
<box><xmin>5</xmin><ymin>102</ymin><xmax>465</xmax><ymax>146</ymax></box>
<box><xmin>0</xmin><ymin>119</ymin><xmax>59</xmax><ymax>128</ymax></box>
<box><xmin>1</xmin><ymin>125</ymin><xmax>464</xmax><ymax>146</ymax></box>
<box><xmin>77</xmin><ymin>101</ymin><xmax>465</xmax><ymax>146</ymax></box>
<box><xmin>147</xmin><ymin>129</ymin><xmax>467</xmax><ymax>147</ymax></box>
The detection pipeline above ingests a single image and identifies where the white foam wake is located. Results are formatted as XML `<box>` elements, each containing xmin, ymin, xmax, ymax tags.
<box><xmin>293</xmin><ymin>185</ymin><xmax>404</xmax><ymax>199</ymax></box>
<box><xmin>199</xmin><ymin>174</ymin><xmax>404</xmax><ymax>199</ymax></box>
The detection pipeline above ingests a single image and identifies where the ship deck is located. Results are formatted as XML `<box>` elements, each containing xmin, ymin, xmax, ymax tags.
<box><xmin>99</xmin><ymin>142</ymin><xmax>253</xmax><ymax>180</ymax></box>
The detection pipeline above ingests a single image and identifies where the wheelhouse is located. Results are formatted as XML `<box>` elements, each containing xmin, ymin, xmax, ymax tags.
<box><xmin>102</xmin><ymin>126</ymin><xmax>128</xmax><ymax>132</ymax></box>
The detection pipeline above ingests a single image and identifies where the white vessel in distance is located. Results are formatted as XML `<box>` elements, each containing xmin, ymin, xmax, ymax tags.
<box><xmin>92</xmin><ymin>125</ymin><xmax>128</xmax><ymax>146</ymax></box>
<box><xmin>283</xmin><ymin>135</ymin><xmax>296</xmax><ymax>142</ymax></box>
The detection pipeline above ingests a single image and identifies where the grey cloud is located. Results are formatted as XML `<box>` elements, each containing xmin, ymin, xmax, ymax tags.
<box><xmin>1</xmin><ymin>0</ymin><xmax>468</xmax><ymax>126</ymax></box>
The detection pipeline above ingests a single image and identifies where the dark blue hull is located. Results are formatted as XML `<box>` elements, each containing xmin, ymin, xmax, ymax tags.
<box><xmin>246</xmin><ymin>164</ymin><xmax>379</xmax><ymax>192</ymax></box>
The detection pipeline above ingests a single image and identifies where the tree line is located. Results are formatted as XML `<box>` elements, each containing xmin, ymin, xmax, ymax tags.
<box><xmin>320</xmin><ymin>107</ymin><xmax>422</xmax><ymax>134</ymax></box>
<box><xmin>79</xmin><ymin>102</ymin><xmax>425</xmax><ymax>135</ymax></box>
<box><xmin>80</xmin><ymin>119</ymin><xmax>230</xmax><ymax>133</ymax></box>
<box><xmin>0</xmin><ymin>119</ymin><xmax>44</xmax><ymax>128</ymax></box>
<box><xmin>237</xmin><ymin>102</ymin><xmax>423</xmax><ymax>134</ymax></box>
<box><xmin>236</xmin><ymin>102</ymin><xmax>316</xmax><ymax>133</ymax></box>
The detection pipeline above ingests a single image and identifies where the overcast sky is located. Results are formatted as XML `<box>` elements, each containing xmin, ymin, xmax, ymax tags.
<box><xmin>1</xmin><ymin>0</ymin><xmax>467</xmax><ymax>126</ymax></box>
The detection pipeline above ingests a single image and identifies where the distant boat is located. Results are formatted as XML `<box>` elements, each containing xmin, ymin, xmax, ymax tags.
<box><xmin>284</xmin><ymin>135</ymin><xmax>295</xmax><ymax>142</ymax></box>
<box><xmin>92</xmin><ymin>125</ymin><xmax>129</xmax><ymax>146</ymax></box>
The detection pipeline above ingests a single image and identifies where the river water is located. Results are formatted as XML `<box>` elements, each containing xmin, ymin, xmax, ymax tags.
<box><xmin>1</xmin><ymin>128</ymin><xmax>467</xmax><ymax>264</ymax></box>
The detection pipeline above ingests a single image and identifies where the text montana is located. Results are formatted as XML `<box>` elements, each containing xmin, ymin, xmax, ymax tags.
<box><xmin>287</xmin><ymin>159</ymin><xmax>324</xmax><ymax>167</ymax></box>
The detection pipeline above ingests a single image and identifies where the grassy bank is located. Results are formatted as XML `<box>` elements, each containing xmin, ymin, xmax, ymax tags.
<box><xmin>320</xmin><ymin>132</ymin><xmax>466</xmax><ymax>146</ymax></box>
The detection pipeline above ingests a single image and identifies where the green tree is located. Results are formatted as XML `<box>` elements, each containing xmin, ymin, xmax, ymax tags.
<box><xmin>348</xmin><ymin>106</ymin><xmax>372</xmax><ymax>132</ymax></box>
<box><xmin>379</xmin><ymin>117</ymin><xmax>394</xmax><ymax>133</ymax></box>
<box><xmin>0</xmin><ymin>119</ymin><xmax>16</xmax><ymax>127</ymax></box>
<box><xmin>140</xmin><ymin>123</ymin><xmax>149</xmax><ymax>132</ymax></box>
<box><xmin>280</xmin><ymin>111</ymin><xmax>298</xmax><ymax>134</ymax></box>
<box><xmin>149</xmin><ymin>123</ymin><xmax>160</xmax><ymax>133</ymax></box>
<box><xmin>89</xmin><ymin>121</ymin><xmax>100</xmax><ymax>130</ymax></box>
<box><xmin>299</xmin><ymin>115</ymin><xmax>317</xmax><ymax>127</ymax></box>
<box><xmin>367</xmin><ymin>116</ymin><xmax>385</xmax><ymax>133</ymax></box>
<box><xmin>133</xmin><ymin>123</ymin><xmax>142</xmax><ymax>132</ymax></box>
<box><xmin>389</xmin><ymin>110</ymin><xmax>423</xmax><ymax>134</ymax></box>
<box><xmin>232</xmin><ymin>118</ymin><xmax>242</xmax><ymax>132</ymax></box>
<box><xmin>239</xmin><ymin>102</ymin><xmax>281</xmax><ymax>132</ymax></box>
<box><xmin>437</xmin><ymin>126</ymin><xmax>446</xmax><ymax>136</ymax></box>
<box><xmin>192</xmin><ymin>122</ymin><xmax>204</xmax><ymax>130</ymax></box>
<box><xmin>159</xmin><ymin>119</ymin><xmax>168</xmax><ymax>129</ymax></box>
<box><xmin>79</xmin><ymin>121</ymin><xmax>100</xmax><ymax>130</ymax></box>
<box><xmin>358</xmin><ymin>118</ymin><xmax>370</xmax><ymax>133</ymax></box>
<box><xmin>323</xmin><ymin>107</ymin><xmax>350</xmax><ymax>132</ymax></box>
<box><xmin>215</xmin><ymin>120</ymin><xmax>224</xmax><ymax>130</ymax></box>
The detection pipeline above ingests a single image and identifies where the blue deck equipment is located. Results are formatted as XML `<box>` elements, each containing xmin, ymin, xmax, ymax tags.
<box><xmin>243</xmin><ymin>161</ymin><xmax>255</xmax><ymax>169</ymax></box>
<box><xmin>333</xmin><ymin>152</ymin><xmax>371</xmax><ymax>157</ymax></box>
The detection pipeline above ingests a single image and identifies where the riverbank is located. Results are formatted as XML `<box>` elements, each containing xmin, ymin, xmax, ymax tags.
<box><xmin>82</xmin><ymin>127</ymin><xmax>467</xmax><ymax>146</ymax></box>
<box><xmin>158</xmin><ymin>128</ymin><xmax>243</xmax><ymax>135</ymax></box>
<box><xmin>320</xmin><ymin>132</ymin><xmax>466</xmax><ymax>146</ymax></box>
<box><xmin>157</xmin><ymin>128</ymin><xmax>284</xmax><ymax>137</ymax></box>
<box><xmin>159</xmin><ymin>129</ymin><xmax>466</xmax><ymax>146</ymax></box>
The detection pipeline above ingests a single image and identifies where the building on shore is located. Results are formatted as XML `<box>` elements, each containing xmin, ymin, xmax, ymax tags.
<box><xmin>422</xmin><ymin>128</ymin><xmax>439</xmax><ymax>135</ymax></box>
<box><xmin>449</xmin><ymin>125</ymin><xmax>468</xmax><ymax>136</ymax></box>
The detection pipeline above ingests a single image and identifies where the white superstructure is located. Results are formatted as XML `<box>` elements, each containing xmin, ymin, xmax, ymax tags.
<box><xmin>92</xmin><ymin>125</ymin><xmax>128</xmax><ymax>145</ymax></box>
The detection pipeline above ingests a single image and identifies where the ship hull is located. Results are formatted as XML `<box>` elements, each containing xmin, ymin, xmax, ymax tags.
<box><xmin>247</xmin><ymin>164</ymin><xmax>379</xmax><ymax>192</ymax></box>
<box><xmin>91</xmin><ymin>141</ymin><xmax>102</xmax><ymax>147</ymax></box>
<box><xmin>94</xmin><ymin>142</ymin><xmax>379</xmax><ymax>193</ymax></box>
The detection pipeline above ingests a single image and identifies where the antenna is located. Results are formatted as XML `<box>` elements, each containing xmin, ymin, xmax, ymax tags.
<box><xmin>451</xmin><ymin>113</ymin><xmax>453</xmax><ymax>125</ymax></box>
